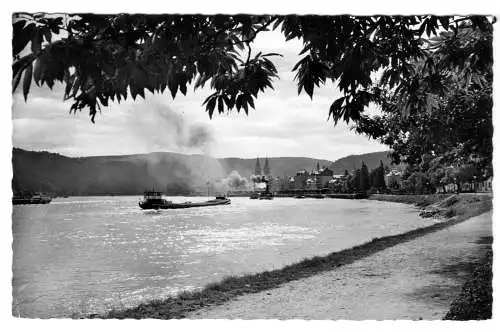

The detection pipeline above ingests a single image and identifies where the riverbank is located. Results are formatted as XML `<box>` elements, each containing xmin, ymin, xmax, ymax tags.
<box><xmin>368</xmin><ymin>193</ymin><xmax>453</xmax><ymax>206</ymax></box>
<box><xmin>192</xmin><ymin>211</ymin><xmax>492</xmax><ymax>319</ymax></box>
<box><xmin>97</xmin><ymin>194</ymin><xmax>492</xmax><ymax>319</ymax></box>
<box><xmin>371</xmin><ymin>193</ymin><xmax>494</xmax><ymax>320</ymax></box>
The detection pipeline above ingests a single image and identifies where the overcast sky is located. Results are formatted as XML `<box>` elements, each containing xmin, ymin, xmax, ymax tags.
<box><xmin>12</xmin><ymin>29</ymin><xmax>387</xmax><ymax>161</ymax></box>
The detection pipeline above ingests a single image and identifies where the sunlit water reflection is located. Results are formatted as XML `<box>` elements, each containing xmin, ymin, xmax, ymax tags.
<box><xmin>13</xmin><ymin>196</ymin><xmax>428</xmax><ymax>317</ymax></box>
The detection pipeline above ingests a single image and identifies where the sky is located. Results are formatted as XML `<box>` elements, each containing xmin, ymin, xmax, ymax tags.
<box><xmin>12</xmin><ymin>27</ymin><xmax>387</xmax><ymax>162</ymax></box>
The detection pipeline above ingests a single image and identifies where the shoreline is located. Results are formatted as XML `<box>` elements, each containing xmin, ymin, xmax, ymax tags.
<box><xmin>97</xmin><ymin>194</ymin><xmax>492</xmax><ymax>319</ymax></box>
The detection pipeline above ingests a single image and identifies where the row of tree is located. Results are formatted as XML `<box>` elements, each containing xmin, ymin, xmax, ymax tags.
<box><xmin>339</xmin><ymin>161</ymin><xmax>388</xmax><ymax>194</ymax></box>
<box><xmin>392</xmin><ymin>163</ymin><xmax>483</xmax><ymax>195</ymax></box>
<box><xmin>343</xmin><ymin>158</ymin><xmax>485</xmax><ymax>195</ymax></box>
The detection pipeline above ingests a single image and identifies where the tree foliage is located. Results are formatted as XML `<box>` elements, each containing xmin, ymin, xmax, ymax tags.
<box><xmin>359</xmin><ymin>162</ymin><xmax>370</xmax><ymax>192</ymax></box>
<box><xmin>369</xmin><ymin>160</ymin><xmax>386</xmax><ymax>190</ymax></box>
<box><xmin>12</xmin><ymin>13</ymin><xmax>494</xmax><ymax>125</ymax></box>
<box><xmin>353</xmin><ymin>24</ymin><xmax>493</xmax><ymax>181</ymax></box>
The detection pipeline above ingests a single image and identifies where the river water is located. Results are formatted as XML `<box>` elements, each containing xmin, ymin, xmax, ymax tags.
<box><xmin>12</xmin><ymin>196</ymin><xmax>429</xmax><ymax>318</ymax></box>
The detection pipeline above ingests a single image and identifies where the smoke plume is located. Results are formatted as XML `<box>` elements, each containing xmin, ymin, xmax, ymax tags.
<box><xmin>224</xmin><ymin>170</ymin><xmax>250</xmax><ymax>189</ymax></box>
<box><xmin>124</xmin><ymin>99</ymin><xmax>224</xmax><ymax>192</ymax></box>
<box><xmin>122</xmin><ymin>97</ymin><xmax>216</xmax><ymax>156</ymax></box>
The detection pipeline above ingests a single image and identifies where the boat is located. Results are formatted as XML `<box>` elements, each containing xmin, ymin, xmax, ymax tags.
<box><xmin>249</xmin><ymin>192</ymin><xmax>259</xmax><ymax>199</ymax></box>
<box><xmin>257</xmin><ymin>178</ymin><xmax>274</xmax><ymax>200</ymax></box>
<box><xmin>12</xmin><ymin>192</ymin><xmax>52</xmax><ymax>205</ymax></box>
<box><xmin>258</xmin><ymin>191</ymin><xmax>274</xmax><ymax>200</ymax></box>
<box><xmin>294</xmin><ymin>194</ymin><xmax>306</xmax><ymax>199</ymax></box>
<box><xmin>139</xmin><ymin>191</ymin><xmax>231</xmax><ymax>210</ymax></box>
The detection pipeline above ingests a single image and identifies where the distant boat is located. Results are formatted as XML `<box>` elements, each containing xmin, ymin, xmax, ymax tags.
<box><xmin>12</xmin><ymin>192</ymin><xmax>52</xmax><ymax>205</ymax></box>
<box><xmin>258</xmin><ymin>192</ymin><xmax>274</xmax><ymax>200</ymax></box>
<box><xmin>294</xmin><ymin>194</ymin><xmax>325</xmax><ymax>199</ymax></box>
<box><xmin>249</xmin><ymin>193</ymin><xmax>259</xmax><ymax>199</ymax></box>
<box><xmin>139</xmin><ymin>191</ymin><xmax>231</xmax><ymax>210</ymax></box>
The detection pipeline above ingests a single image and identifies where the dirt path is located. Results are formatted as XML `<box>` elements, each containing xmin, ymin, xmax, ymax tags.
<box><xmin>190</xmin><ymin>211</ymin><xmax>492</xmax><ymax>320</ymax></box>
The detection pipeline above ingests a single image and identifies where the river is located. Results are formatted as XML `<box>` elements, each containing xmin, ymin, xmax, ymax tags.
<box><xmin>12</xmin><ymin>196</ymin><xmax>430</xmax><ymax>318</ymax></box>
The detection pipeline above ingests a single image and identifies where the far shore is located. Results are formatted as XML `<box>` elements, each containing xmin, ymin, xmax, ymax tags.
<box><xmin>94</xmin><ymin>193</ymin><xmax>492</xmax><ymax>319</ymax></box>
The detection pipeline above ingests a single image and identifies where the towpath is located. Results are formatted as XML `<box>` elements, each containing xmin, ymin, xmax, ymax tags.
<box><xmin>189</xmin><ymin>211</ymin><xmax>492</xmax><ymax>320</ymax></box>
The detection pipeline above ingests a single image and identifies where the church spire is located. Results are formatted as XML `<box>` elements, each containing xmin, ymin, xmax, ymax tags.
<box><xmin>255</xmin><ymin>157</ymin><xmax>262</xmax><ymax>175</ymax></box>
<box><xmin>263</xmin><ymin>157</ymin><xmax>271</xmax><ymax>176</ymax></box>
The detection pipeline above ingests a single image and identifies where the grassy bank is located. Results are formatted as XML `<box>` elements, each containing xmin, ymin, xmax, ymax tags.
<box><xmin>97</xmin><ymin>194</ymin><xmax>492</xmax><ymax>319</ymax></box>
<box><xmin>444</xmin><ymin>237</ymin><xmax>493</xmax><ymax>320</ymax></box>
<box><xmin>368</xmin><ymin>193</ymin><xmax>453</xmax><ymax>207</ymax></box>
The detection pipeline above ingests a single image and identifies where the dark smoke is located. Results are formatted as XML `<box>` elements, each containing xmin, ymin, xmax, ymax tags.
<box><xmin>130</xmin><ymin>100</ymin><xmax>215</xmax><ymax>153</ymax></box>
<box><xmin>187</xmin><ymin>125</ymin><xmax>213</xmax><ymax>148</ymax></box>
<box><xmin>153</xmin><ymin>106</ymin><xmax>214</xmax><ymax>150</ymax></box>
<box><xmin>128</xmin><ymin>100</ymin><xmax>220</xmax><ymax>191</ymax></box>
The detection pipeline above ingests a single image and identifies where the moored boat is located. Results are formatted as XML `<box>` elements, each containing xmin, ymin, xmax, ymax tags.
<box><xmin>258</xmin><ymin>192</ymin><xmax>274</xmax><ymax>200</ymax></box>
<box><xmin>249</xmin><ymin>192</ymin><xmax>259</xmax><ymax>199</ymax></box>
<box><xmin>12</xmin><ymin>192</ymin><xmax>52</xmax><ymax>205</ymax></box>
<box><xmin>139</xmin><ymin>191</ymin><xmax>231</xmax><ymax>210</ymax></box>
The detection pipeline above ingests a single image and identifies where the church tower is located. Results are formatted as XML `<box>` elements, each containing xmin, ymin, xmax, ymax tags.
<box><xmin>255</xmin><ymin>158</ymin><xmax>262</xmax><ymax>175</ymax></box>
<box><xmin>263</xmin><ymin>157</ymin><xmax>271</xmax><ymax>176</ymax></box>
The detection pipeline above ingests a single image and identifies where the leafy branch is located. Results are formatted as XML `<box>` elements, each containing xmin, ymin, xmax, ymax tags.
<box><xmin>11</xmin><ymin>13</ymin><xmax>494</xmax><ymax>126</ymax></box>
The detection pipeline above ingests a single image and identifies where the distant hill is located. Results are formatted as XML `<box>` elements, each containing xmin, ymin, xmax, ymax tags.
<box><xmin>327</xmin><ymin>151</ymin><xmax>393</xmax><ymax>174</ymax></box>
<box><xmin>12</xmin><ymin>148</ymin><xmax>392</xmax><ymax>195</ymax></box>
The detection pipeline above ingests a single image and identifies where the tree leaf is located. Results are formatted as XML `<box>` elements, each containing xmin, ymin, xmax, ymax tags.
<box><xmin>217</xmin><ymin>95</ymin><xmax>224</xmax><ymax>114</ymax></box>
<box><xmin>247</xmin><ymin>95</ymin><xmax>255</xmax><ymax>109</ymax></box>
<box><xmin>179</xmin><ymin>77</ymin><xmax>187</xmax><ymax>95</ymax></box>
<box><xmin>31</xmin><ymin>29</ymin><xmax>42</xmax><ymax>52</ymax></box>
<box><xmin>33</xmin><ymin>59</ymin><xmax>42</xmax><ymax>86</ymax></box>
<box><xmin>12</xmin><ymin>67</ymin><xmax>23</xmax><ymax>94</ymax></box>
<box><xmin>13</xmin><ymin>22</ymin><xmax>35</xmax><ymax>56</ymax></box>
<box><xmin>22</xmin><ymin>62</ymin><xmax>33</xmax><ymax>101</ymax></box>
<box><xmin>42</xmin><ymin>26</ymin><xmax>52</xmax><ymax>43</ymax></box>
<box><xmin>236</xmin><ymin>94</ymin><xmax>243</xmax><ymax>112</ymax></box>
<box><xmin>206</xmin><ymin>96</ymin><xmax>216</xmax><ymax>118</ymax></box>
<box><xmin>168</xmin><ymin>76</ymin><xmax>178</xmax><ymax>99</ymax></box>
<box><xmin>328</xmin><ymin>97</ymin><xmax>345</xmax><ymax>122</ymax></box>
<box><xmin>438</xmin><ymin>17</ymin><xmax>449</xmax><ymax>30</ymax></box>
<box><xmin>64</xmin><ymin>74</ymin><xmax>75</xmax><ymax>99</ymax></box>
<box><xmin>262</xmin><ymin>52</ymin><xmax>283</xmax><ymax>58</ymax></box>
<box><xmin>242</xmin><ymin>95</ymin><xmax>249</xmax><ymax>114</ymax></box>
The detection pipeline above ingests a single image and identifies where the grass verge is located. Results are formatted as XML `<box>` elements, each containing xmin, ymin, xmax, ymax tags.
<box><xmin>368</xmin><ymin>193</ymin><xmax>453</xmax><ymax>207</ymax></box>
<box><xmin>444</xmin><ymin>237</ymin><xmax>493</xmax><ymax>320</ymax></box>
<box><xmin>96</xmin><ymin>194</ymin><xmax>491</xmax><ymax>319</ymax></box>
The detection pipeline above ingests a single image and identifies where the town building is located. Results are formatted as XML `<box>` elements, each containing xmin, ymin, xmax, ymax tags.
<box><xmin>294</xmin><ymin>170</ymin><xmax>310</xmax><ymax>190</ymax></box>
<box><xmin>315</xmin><ymin>166</ymin><xmax>334</xmax><ymax>189</ymax></box>
<box><xmin>327</xmin><ymin>174</ymin><xmax>349</xmax><ymax>192</ymax></box>
<box><xmin>437</xmin><ymin>176</ymin><xmax>493</xmax><ymax>194</ymax></box>
<box><xmin>385</xmin><ymin>169</ymin><xmax>402</xmax><ymax>188</ymax></box>
<box><xmin>477</xmin><ymin>177</ymin><xmax>493</xmax><ymax>192</ymax></box>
